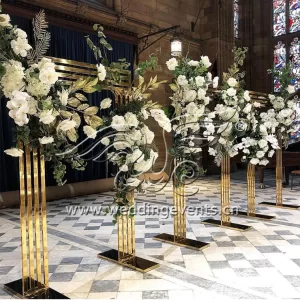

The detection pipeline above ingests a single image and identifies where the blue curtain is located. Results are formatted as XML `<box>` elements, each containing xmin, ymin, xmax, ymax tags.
<box><xmin>0</xmin><ymin>16</ymin><xmax>134</xmax><ymax>192</ymax></box>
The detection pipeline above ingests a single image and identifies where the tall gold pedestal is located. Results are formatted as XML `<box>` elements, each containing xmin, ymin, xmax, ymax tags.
<box><xmin>202</xmin><ymin>155</ymin><xmax>252</xmax><ymax>231</ymax></box>
<box><xmin>4</xmin><ymin>143</ymin><xmax>68</xmax><ymax>299</ymax></box>
<box><xmin>260</xmin><ymin>146</ymin><xmax>300</xmax><ymax>210</ymax></box>
<box><xmin>237</xmin><ymin>164</ymin><xmax>275</xmax><ymax>220</ymax></box>
<box><xmin>153</xmin><ymin>183</ymin><xmax>209</xmax><ymax>251</ymax></box>
<box><xmin>98</xmin><ymin>192</ymin><xmax>159</xmax><ymax>273</ymax></box>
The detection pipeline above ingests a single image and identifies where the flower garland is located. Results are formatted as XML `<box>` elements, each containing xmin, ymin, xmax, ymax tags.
<box><xmin>166</xmin><ymin>55</ymin><xmax>219</xmax><ymax>182</ymax></box>
<box><xmin>0</xmin><ymin>11</ymin><xmax>111</xmax><ymax>185</ymax></box>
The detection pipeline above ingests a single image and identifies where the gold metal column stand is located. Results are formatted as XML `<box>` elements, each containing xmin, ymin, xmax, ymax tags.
<box><xmin>153</xmin><ymin>172</ymin><xmax>210</xmax><ymax>251</ymax></box>
<box><xmin>98</xmin><ymin>191</ymin><xmax>160</xmax><ymax>273</ymax></box>
<box><xmin>202</xmin><ymin>154</ymin><xmax>252</xmax><ymax>231</ymax></box>
<box><xmin>260</xmin><ymin>140</ymin><xmax>300</xmax><ymax>210</ymax></box>
<box><xmin>4</xmin><ymin>143</ymin><xmax>69</xmax><ymax>299</ymax></box>
<box><xmin>236</xmin><ymin>164</ymin><xmax>275</xmax><ymax>220</ymax></box>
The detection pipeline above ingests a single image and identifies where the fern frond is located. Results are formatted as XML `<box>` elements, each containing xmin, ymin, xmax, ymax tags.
<box><xmin>27</xmin><ymin>10</ymin><xmax>51</xmax><ymax>65</ymax></box>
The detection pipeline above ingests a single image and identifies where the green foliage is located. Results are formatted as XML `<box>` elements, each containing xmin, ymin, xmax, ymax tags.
<box><xmin>136</xmin><ymin>55</ymin><xmax>158</xmax><ymax>76</ymax></box>
<box><xmin>223</xmin><ymin>47</ymin><xmax>248</xmax><ymax>84</ymax></box>
<box><xmin>268</xmin><ymin>63</ymin><xmax>293</xmax><ymax>99</ymax></box>
<box><xmin>107</xmin><ymin>58</ymin><xmax>131</xmax><ymax>85</ymax></box>
<box><xmin>85</xmin><ymin>24</ymin><xmax>112</xmax><ymax>62</ymax></box>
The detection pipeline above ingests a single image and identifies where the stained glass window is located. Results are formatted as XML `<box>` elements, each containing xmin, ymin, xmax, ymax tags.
<box><xmin>273</xmin><ymin>0</ymin><xmax>286</xmax><ymax>36</ymax></box>
<box><xmin>289</xmin><ymin>0</ymin><xmax>300</xmax><ymax>33</ymax></box>
<box><xmin>274</xmin><ymin>42</ymin><xmax>286</xmax><ymax>92</ymax></box>
<box><xmin>290</xmin><ymin>38</ymin><xmax>300</xmax><ymax>90</ymax></box>
<box><xmin>234</xmin><ymin>0</ymin><xmax>239</xmax><ymax>38</ymax></box>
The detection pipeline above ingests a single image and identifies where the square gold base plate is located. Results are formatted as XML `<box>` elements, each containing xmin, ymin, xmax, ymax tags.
<box><xmin>98</xmin><ymin>249</ymin><xmax>159</xmax><ymax>273</ymax></box>
<box><xmin>236</xmin><ymin>211</ymin><xmax>276</xmax><ymax>220</ymax></box>
<box><xmin>259</xmin><ymin>202</ymin><xmax>300</xmax><ymax>210</ymax></box>
<box><xmin>4</xmin><ymin>278</ymin><xmax>69</xmax><ymax>299</ymax></box>
<box><xmin>202</xmin><ymin>219</ymin><xmax>252</xmax><ymax>231</ymax></box>
<box><xmin>153</xmin><ymin>233</ymin><xmax>209</xmax><ymax>251</ymax></box>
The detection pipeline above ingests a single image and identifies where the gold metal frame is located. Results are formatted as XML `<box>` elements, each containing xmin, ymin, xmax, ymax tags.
<box><xmin>154</xmin><ymin>160</ymin><xmax>210</xmax><ymax>251</ymax></box>
<box><xmin>98</xmin><ymin>192</ymin><xmax>160</xmax><ymax>272</ymax></box>
<box><xmin>236</xmin><ymin>164</ymin><xmax>275</xmax><ymax>220</ymax></box>
<box><xmin>202</xmin><ymin>155</ymin><xmax>252</xmax><ymax>231</ymax></box>
<box><xmin>4</xmin><ymin>143</ymin><xmax>68</xmax><ymax>299</ymax></box>
<box><xmin>260</xmin><ymin>141</ymin><xmax>300</xmax><ymax>210</ymax></box>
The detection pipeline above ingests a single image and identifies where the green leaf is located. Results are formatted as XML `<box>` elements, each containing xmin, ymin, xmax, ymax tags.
<box><xmin>77</xmin><ymin>104</ymin><xmax>89</xmax><ymax>111</ymax></box>
<box><xmin>60</xmin><ymin>111</ymin><xmax>73</xmax><ymax>118</ymax></box>
<box><xmin>68</xmin><ymin>97</ymin><xmax>81</xmax><ymax>107</ymax></box>
<box><xmin>72</xmin><ymin>112</ymin><xmax>81</xmax><ymax>128</ymax></box>
<box><xmin>93</xmin><ymin>24</ymin><xmax>98</xmax><ymax>31</ymax></box>
<box><xmin>67</xmin><ymin>128</ymin><xmax>78</xmax><ymax>142</ymax></box>
<box><xmin>84</xmin><ymin>115</ymin><xmax>103</xmax><ymax>129</ymax></box>
<box><xmin>84</xmin><ymin>106</ymin><xmax>99</xmax><ymax>115</ymax></box>
<box><xmin>75</xmin><ymin>93</ymin><xmax>88</xmax><ymax>102</ymax></box>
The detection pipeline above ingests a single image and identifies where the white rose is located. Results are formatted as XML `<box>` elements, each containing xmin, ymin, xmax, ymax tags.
<box><xmin>207</xmin><ymin>72</ymin><xmax>212</xmax><ymax>81</ymax></box>
<box><xmin>39</xmin><ymin>70</ymin><xmax>58</xmax><ymax>85</ymax></box>
<box><xmin>58</xmin><ymin>119</ymin><xmax>77</xmax><ymax>131</ymax></box>
<box><xmin>244</xmin><ymin>90</ymin><xmax>251</xmax><ymax>101</ymax></box>
<box><xmin>213</xmin><ymin>77</ymin><xmax>219</xmax><ymax>88</ymax></box>
<box><xmin>4</xmin><ymin>148</ymin><xmax>23</xmax><ymax>157</ymax></box>
<box><xmin>11</xmin><ymin>36</ymin><xmax>32</xmax><ymax>57</ymax></box>
<box><xmin>218</xmin><ymin>122</ymin><xmax>233</xmax><ymax>137</ymax></box>
<box><xmin>101</xmin><ymin>137</ymin><xmax>110</xmax><ymax>146</ymax></box>
<box><xmin>0</xmin><ymin>14</ymin><xmax>11</xmax><ymax>27</ymax></box>
<box><xmin>250</xmin><ymin>158</ymin><xmax>259</xmax><ymax>165</ymax></box>
<box><xmin>208</xmin><ymin>147</ymin><xmax>217</xmax><ymax>156</ymax></box>
<box><xmin>97</xmin><ymin>64</ymin><xmax>106</xmax><ymax>81</ymax></box>
<box><xmin>111</xmin><ymin>115</ymin><xmax>126</xmax><ymax>131</ymax></box>
<box><xmin>177</xmin><ymin>75</ymin><xmax>188</xmax><ymax>86</ymax></box>
<box><xmin>256</xmin><ymin>151</ymin><xmax>265</xmax><ymax>159</ymax></box>
<box><xmin>227</xmin><ymin>87</ymin><xmax>237</xmax><ymax>97</ymax></box>
<box><xmin>258</xmin><ymin>139</ymin><xmax>268</xmax><ymax>148</ymax></box>
<box><xmin>120</xmin><ymin>165</ymin><xmax>129</xmax><ymax>172</ymax></box>
<box><xmin>141</xmin><ymin>125</ymin><xmax>154</xmax><ymax>144</ymax></box>
<box><xmin>243</xmin><ymin>103</ymin><xmax>252</xmax><ymax>114</ymax></box>
<box><xmin>14</xmin><ymin>28</ymin><xmax>27</xmax><ymax>39</ymax></box>
<box><xmin>83</xmin><ymin>125</ymin><xmax>97</xmax><ymax>139</ymax></box>
<box><xmin>253</xmin><ymin>102</ymin><xmax>261</xmax><ymax>108</ymax></box>
<box><xmin>227</xmin><ymin>78</ymin><xmax>238</xmax><ymax>87</ymax></box>
<box><xmin>39</xmin><ymin>136</ymin><xmax>54</xmax><ymax>144</ymax></box>
<box><xmin>201</xmin><ymin>56</ymin><xmax>212</xmax><ymax>68</ymax></box>
<box><xmin>127</xmin><ymin>149</ymin><xmax>144</xmax><ymax>164</ymax></box>
<box><xmin>125</xmin><ymin>112</ymin><xmax>139</xmax><ymax>128</ymax></box>
<box><xmin>268</xmin><ymin>150</ymin><xmax>275</xmax><ymax>157</ymax></box>
<box><xmin>259</xmin><ymin>159</ymin><xmax>269</xmax><ymax>166</ymax></box>
<box><xmin>58</xmin><ymin>88</ymin><xmax>69</xmax><ymax>106</ymax></box>
<box><xmin>126</xmin><ymin>177</ymin><xmax>141</xmax><ymax>187</ymax></box>
<box><xmin>184</xmin><ymin>90</ymin><xmax>197</xmax><ymax>102</ymax></box>
<box><xmin>166</xmin><ymin>58</ymin><xmax>178</xmax><ymax>71</ymax></box>
<box><xmin>287</xmin><ymin>85</ymin><xmax>295</xmax><ymax>94</ymax></box>
<box><xmin>197</xmin><ymin>88</ymin><xmax>206</xmax><ymax>100</ymax></box>
<box><xmin>188</xmin><ymin>60</ymin><xmax>199</xmax><ymax>66</ymax></box>
<box><xmin>195</xmin><ymin>76</ymin><xmax>205</xmax><ymax>87</ymax></box>
<box><xmin>39</xmin><ymin>110</ymin><xmax>55</xmax><ymax>125</ymax></box>
<box><xmin>100</xmin><ymin>98</ymin><xmax>112</xmax><ymax>110</ymax></box>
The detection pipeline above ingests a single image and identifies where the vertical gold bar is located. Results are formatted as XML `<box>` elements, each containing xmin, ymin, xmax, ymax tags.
<box><xmin>276</xmin><ymin>138</ymin><xmax>283</xmax><ymax>206</ymax></box>
<box><xmin>25</xmin><ymin>145</ymin><xmax>34</xmax><ymax>289</ymax></box>
<box><xmin>33</xmin><ymin>148</ymin><xmax>42</xmax><ymax>285</ymax></box>
<box><xmin>173</xmin><ymin>159</ymin><xmax>178</xmax><ymax>239</ymax></box>
<box><xmin>19</xmin><ymin>142</ymin><xmax>28</xmax><ymax>295</ymax></box>
<box><xmin>118</xmin><ymin>215</ymin><xmax>122</xmax><ymax>260</ymax></box>
<box><xmin>182</xmin><ymin>183</ymin><xmax>186</xmax><ymax>238</ymax></box>
<box><xmin>221</xmin><ymin>154</ymin><xmax>230</xmax><ymax>224</ymax></box>
<box><xmin>247</xmin><ymin>163</ymin><xmax>256</xmax><ymax>215</ymax></box>
<box><xmin>40</xmin><ymin>146</ymin><xmax>49</xmax><ymax>287</ymax></box>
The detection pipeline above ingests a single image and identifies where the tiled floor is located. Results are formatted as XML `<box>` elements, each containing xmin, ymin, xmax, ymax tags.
<box><xmin>1</xmin><ymin>170</ymin><xmax>300</xmax><ymax>299</ymax></box>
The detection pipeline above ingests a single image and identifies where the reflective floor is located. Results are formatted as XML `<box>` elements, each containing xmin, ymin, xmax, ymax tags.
<box><xmin>1</xmin><ymin>170</ymin><xmax>300</xmax><ymax>299</ymax></box>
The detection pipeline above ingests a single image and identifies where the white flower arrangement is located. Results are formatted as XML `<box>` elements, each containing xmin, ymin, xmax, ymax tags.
<box><xmin>0</xmin><ymin>11</ymin><xmax>111</xmax><ymax>185</ymax></box>
<box><xmin>207</xmin><ymin>47</ymin><xmax>255</xmax><ymax>165</ymax></box>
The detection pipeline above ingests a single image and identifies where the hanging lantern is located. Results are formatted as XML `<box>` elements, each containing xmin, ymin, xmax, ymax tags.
<box><xmin>170</xmin><ymin>37</ymin><xmax>182</xmax><ymax>56</ymax></box>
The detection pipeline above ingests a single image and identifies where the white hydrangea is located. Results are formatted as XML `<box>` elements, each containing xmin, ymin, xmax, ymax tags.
<box><xmin>26</xmin><ymin>77</ymin><xmax>51</xmax><ymax>97</ymax></box>
<box><xmin>1</xmin><ymin>60</ymin><xmax>25</xmax><ymax>98</ymax></box>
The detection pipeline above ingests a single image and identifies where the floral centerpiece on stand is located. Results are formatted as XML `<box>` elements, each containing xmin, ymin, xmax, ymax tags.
<box><xmin>166</xmin><ymin>55</ymin><xmax>219</xmax><ymax>183</ymax></box>
<box><xmin>207</xmin><ymin>48</ymin><xmax>259</xmax><ymax>165</ymax></box>
<box><xmin>66</xmin><ymin>54</ymin><xmax>172</xmax><ymax>222</ymax></box>
<box><xmin>0</xmin><ymin>11</ymin><xmax>112</xmax><ymax>185</ymax></box>
<box><xmin>266</xmin><ymin>65</ymin><xmax>300</xmax><ymax>147</ymax></box>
